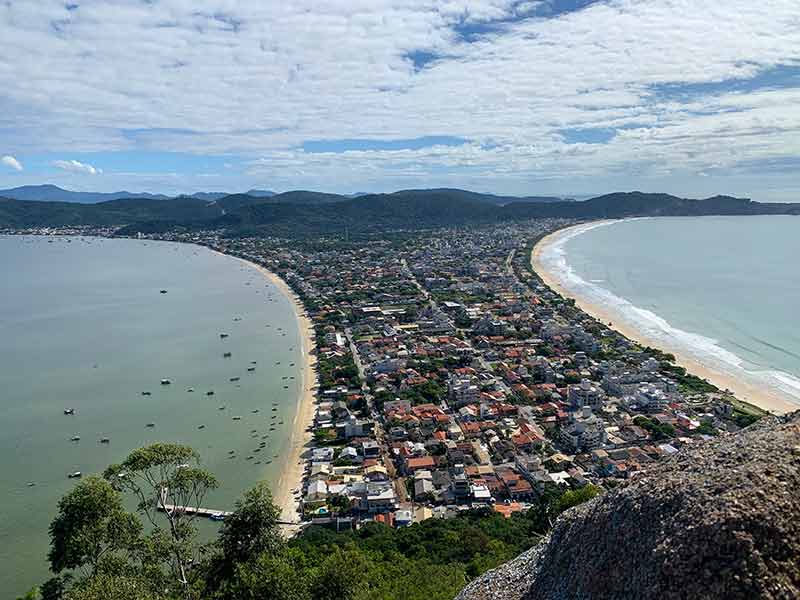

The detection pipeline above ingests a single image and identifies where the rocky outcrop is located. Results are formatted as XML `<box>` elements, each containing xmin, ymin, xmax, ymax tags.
<box><xmin>457</xmin><ymin>413</ymin><xmax>800</xmax><ymax>600</ymax></box>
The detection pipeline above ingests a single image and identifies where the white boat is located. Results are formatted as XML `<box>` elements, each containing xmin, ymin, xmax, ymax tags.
<box><xmin>68</xmin><ymin>471</ymin><xmax>82</xmax><ymax>479</ymax></box>
<box><xmin>161</xmin><ymin>379</ymin><xmax>172</xmax><ymax>385</ymax></box>
<box><xmin>63</xmin><ymin>408</ymin><xmax>75</xmax><ymax>415</ymax></box>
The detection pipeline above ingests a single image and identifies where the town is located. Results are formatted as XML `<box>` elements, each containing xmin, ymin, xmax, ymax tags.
<box><xmin>6</xmin><ymin>220</ymin><xmax>765</xmax><ymax>530</ymax></box>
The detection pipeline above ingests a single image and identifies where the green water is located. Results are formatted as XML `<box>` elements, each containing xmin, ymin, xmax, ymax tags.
<box><xmin>539</xmin><ymin>216</ymin><xmax>800</xmax><ymax>406</ymax></box>
<box><xmin>0</xmin><ymin>235</ymin><xmax>304</xmax><ymax>595</ymax></box>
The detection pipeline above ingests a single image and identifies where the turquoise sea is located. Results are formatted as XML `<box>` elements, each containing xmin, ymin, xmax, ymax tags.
<box><xmin>537</xmin><ymin>216</ymin><xmax>800</xmax><ymax>407</ymax></box>
<box><xmin>0</xmin><ymin>235</ymin><xmax>304</xmax><ymax>596</ymax></box>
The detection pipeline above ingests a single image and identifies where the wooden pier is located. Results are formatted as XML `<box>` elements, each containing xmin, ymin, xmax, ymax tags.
<box><xmin>157</xmin><ymin>488</ymin><xmax>298</xmax><ymax>524</ymax></box>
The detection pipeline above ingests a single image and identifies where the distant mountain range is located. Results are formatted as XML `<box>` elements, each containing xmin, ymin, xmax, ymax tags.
<box><xmin>0</xmin><ymin>187</ymin><xmax>797</xmax><ymax>237</ymax></box>
<box><xmin>0</xmin><ymin>185</ymin><xmax>277</xmax><ymax>204</ymax></box>
<box><xmin>0</xmin><ymin>184</ymin><xmax>566</xmax><ymax>206</ymax></box>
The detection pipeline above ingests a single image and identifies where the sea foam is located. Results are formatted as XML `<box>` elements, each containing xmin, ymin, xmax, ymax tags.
<box><xmin>539</xmin><ymin>221</ymin><xmax>800</xmax><ymax>405</ymax></box>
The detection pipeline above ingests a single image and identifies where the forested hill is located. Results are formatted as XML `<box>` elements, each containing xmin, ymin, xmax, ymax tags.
<box><xmin>1</xmin><ymin>188</ymin><xmax>798</xmax><ymax>236</ymax></box>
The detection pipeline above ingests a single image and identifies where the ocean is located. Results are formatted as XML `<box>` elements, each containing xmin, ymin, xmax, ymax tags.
<box><xmin>0</xmin><ymin>235</ymin><xmax>305</xmax><ymax>596</ymax></box>
<box><xmin>536</xmin><ymin>216</ymin><xmax>800</xmax><ymax>409</ymax></box>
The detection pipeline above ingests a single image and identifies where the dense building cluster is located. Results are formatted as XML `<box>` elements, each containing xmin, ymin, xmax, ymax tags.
<box><xmin>12</xmin><ymin>221</ymin><xmax>763</xmax><ymax>531</ymax></box>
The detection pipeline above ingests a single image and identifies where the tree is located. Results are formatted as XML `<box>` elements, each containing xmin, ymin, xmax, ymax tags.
<box><xmin>218</xmin><ymin>482</ymin><xmax>284</xmax><ymax>564</ymax></box>
<box><xmin>310</xmin><ymin>547</ymin><xmax>370</xmax><ymax>600</ymax></box>
<box><xmin>220</xmin><ymin>550</ymin><xmax>310</xmax><ymax>600</ymax></box>
<box><xmin>104</xmin><ymin>444</ymin><xmax>218</xmax><ymax>596</ymax></box>
<box><xmin>64</xmin><ymin>574</ymin><xmax>162</xmax><ymax>600</ymax></box>
<box><xmin>48</xmin><ymin>476</ymin><xmax>141</xmax><ymax>576</ymax></box>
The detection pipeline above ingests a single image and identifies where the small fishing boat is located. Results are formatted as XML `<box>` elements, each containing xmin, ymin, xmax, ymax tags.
<box><xmin>187</xmin><ymin>388</ymin><xmax>195</xmax><ymax>393</ymax></box>
<box><xmin>70</xmin><ymin>436</ymin><xmax>81</xmax><ymax>442</ymax></box>
<box><xmin>142</xmin><ymin>391</ymin><xmax>152</xmax><ymax>396</ymax></box>
<box><xmin>63</xmin><ymin>408</ymin><xmax>75</xmax><ymax>415</ymax></box>
<box><xmin>247</xmin><ymin>367</ymin><xmax>256</xmax><ymax>372</ymax></box>
<box><xmin>68</xmin><ymin>471</ymin><xmax>82</xmax><ymax>479</ymax></box>
<box><xmin>160</xmin><ymin>290</ymin><xmax>168</xmax><ymax>294</ymax></box>
<box><xmin>209</xmin><ymin>514</ymin><xmax>225</xmax><ymax>522</ymax></box>
<box><xmin>230</xmin><ymin>377</ymin><xmax>240</xmax><ymax>382</ymax></box>
<box><xmin>207</xmin><ymin>390</ymin><xmax>215</xmax><ymax>396</ymax></box>
<box><xmin>220</xmin><ymin>333</ymin><xmax>229</xmax><ymax>339</ymax></box>
<box><xmin>251</xmin><ymin>409</ymin><xmax>259</xmax><ymax>413</ymax></box>
<box><xmin>99</xmin><ymin>437</ymin><xmax>110</xmax><ymax>444</ymax></box>
<box><xmin>198</xmin><ymin>425</ymin><xmax>206</xmax><ymax>429</ymax></box>
<box><xmin>218</xmin><ymin>406</ymin><xmax>226</xmax><ymax>410</ymax></box>
<box><xmin>146</xmin><ymin>423</ymin><xmax>155</xmax><ymax>428</ymax></box>
<box><xmin>232</xmin><ymin>416</ymin><xmax>242</xmax><ymax>421</ymax></box>
<box><xmin>223</xmin><ymin>352</ymin><xmax>232</xmax><ymax>358</ymax></box>
<box><xmin>161</xmin><ymin>379</ymin><xmax>172</xmax><ymax>385</ymax></box>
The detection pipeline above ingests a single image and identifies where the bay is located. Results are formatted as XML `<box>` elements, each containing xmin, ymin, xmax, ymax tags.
<box><xmin>0</xmin><ymin>235</ymin><xmax>304</xmax><ymax>596</ymax></box>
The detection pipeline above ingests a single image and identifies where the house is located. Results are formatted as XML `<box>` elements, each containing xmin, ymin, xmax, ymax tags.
<box><xmin>405</xmin><ymin>455</ymin><xmax>436</xmax><ymax>475</ymax></box>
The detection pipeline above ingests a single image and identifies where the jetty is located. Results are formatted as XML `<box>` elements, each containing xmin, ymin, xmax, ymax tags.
<box><xmin>157</xmin><ymin>486</ymin><xmax>296</xmax><ymax>523</ymax></box>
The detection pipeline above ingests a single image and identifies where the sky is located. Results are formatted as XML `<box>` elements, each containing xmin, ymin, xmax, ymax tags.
<box><xmin>1</xmin><ymin>0</ymin><xmax>799</xmax><ymax>200</ymax></box>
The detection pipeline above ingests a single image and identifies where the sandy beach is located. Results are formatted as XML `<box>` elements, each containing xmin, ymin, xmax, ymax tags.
<box><xmin>221</xmin><ymin>253</ymin><xmax>318</xmax><ymax>529</ymax></box>
<box><xmin>532</xmin><ymin>224</ymin><xmax>797</xmax><ymax>415</ymax></box>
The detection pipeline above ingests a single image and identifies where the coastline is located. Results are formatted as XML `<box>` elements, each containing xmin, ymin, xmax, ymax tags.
<box><xmin>532</xmin><ymin>223</ymin><xmax>797</xmax><ymax>416</ymax></box>
<box><xmin>217</xmin><ymin>252</ymin><xmax>317</xmax><ymax>529</ymax></box>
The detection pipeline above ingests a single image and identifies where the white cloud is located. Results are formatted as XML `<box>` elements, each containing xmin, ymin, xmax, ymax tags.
<box><xmin>0</xmin><ymin>0</ymin><xmax>799</xmax><ymax>195</ymax></box>
<box><xmin>53</xmin><ymin>159</ymin><xmax>103</xmax><ymax>175</ymax></box>
<box><xmin>1</xmin><ymin>155</ymin><xmax>23</xmax><ymax>171</ymax></box>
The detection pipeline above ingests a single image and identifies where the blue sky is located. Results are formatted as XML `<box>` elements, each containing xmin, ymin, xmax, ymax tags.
<box><xmin>1</xmin><ymin>0</ymin><xmax>799</xmax><ymax>201</ymax></box>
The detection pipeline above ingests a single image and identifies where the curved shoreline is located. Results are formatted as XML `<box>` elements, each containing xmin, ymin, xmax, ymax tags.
<box><xmin>532</xmin><ymin>222</ymin><xmax>797</xmax><ymax>415</ymax></box>
<box><xmin>213</xmin><ymin>251</ymin><xmax>317</xmax><ymax>528</ymax></box>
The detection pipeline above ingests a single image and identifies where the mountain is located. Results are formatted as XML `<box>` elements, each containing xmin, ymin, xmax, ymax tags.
<box><xmin>389</xmin><ymin>188</ymin><xmax>569</xmax><ymax>205</ymax></box>
<box><xmin>0</xmin><ymin>185</ymin><xmax>276</xmax><ymax>204</ymax></box>
<box><xmin>0</xmin><ymin>195</ymin><xmax>223</xmax><ymax>229</ymax></box>
<box><xmin>244</xmin><ymin>189</ymin><xmax>276</xmax><ymax>197</ymax></box>
<box><xmin>457</xmin><ymin>411</ymin><xmax>800</xmax><ymax>600</ymax></box>
<box><xmin>2</xmin><ymin>189</ymin><xmax>799</xmax><ymax>236</ymax></box>
<box><xmin>0</xmin><ymin>184</ymin><xmax>172</xmax><ymax>203</ymax></box>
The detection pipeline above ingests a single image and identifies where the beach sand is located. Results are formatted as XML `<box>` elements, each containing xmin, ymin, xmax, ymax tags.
<box><xmin>221</xmin><ymin>253</ymin><xmax>317</xmax><ymax>531</ymax></box>
<box><xmin>532</xmin><ymin>224</ymin><xmax>797</xmax><ymax>416</ymax></box>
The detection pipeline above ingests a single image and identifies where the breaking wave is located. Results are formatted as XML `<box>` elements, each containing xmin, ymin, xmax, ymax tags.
<box><xmin>538</xmin><ymin>221</ymin><xmax>800</xmax><ymax>405</ymax></box>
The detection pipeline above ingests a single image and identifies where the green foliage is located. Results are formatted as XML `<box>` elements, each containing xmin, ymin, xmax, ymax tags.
<box><xmin>695</xmin><ymin>422</ymin><xmax>718</xmax><ymax>436</ymax></box>
<box><xmin>733</xmin><ymin>410</ymin><xmax>760</xmax><ymax>428</ymax></box>
<box><xmin>48</xmin><ymin>476</ymin><xmax>142</xmax><ymax>575</ymax></box>
<box><xmin>40</xmin><ymin>445</ymin><xmax>604</xmax><ymax>600</ymax></box>
<box><xmin>218</xmin><ymin>483</ymin><xmax>284</xmax><ymax>563</ymax></box>
<box><xmin>550</xmin><ymin>485</ymin><xmax>602</xmax><ymax>517</ymax></box>
<box><xmin>104</xmin><ymin>443</ymin><xmax>219</xmax><ymax>594</ymax></box>
<box><xmin>633</xmin><ymin>416</ymin><xmax>676</xmax><ymax>440</ymax></box>
<box><xmin>65</xmin><ymin>574</ymin><xmax>163</xmax><ymax>600</ymax></box>
<box><xmin>399</xmin><ymin>380</ymin><xmax>446</xmax><ymax>405</ymax></box>
<box><xmin>16</xmin><ymin>587</ymin><xmax>41</xmax><ymax>600</ymax></box>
